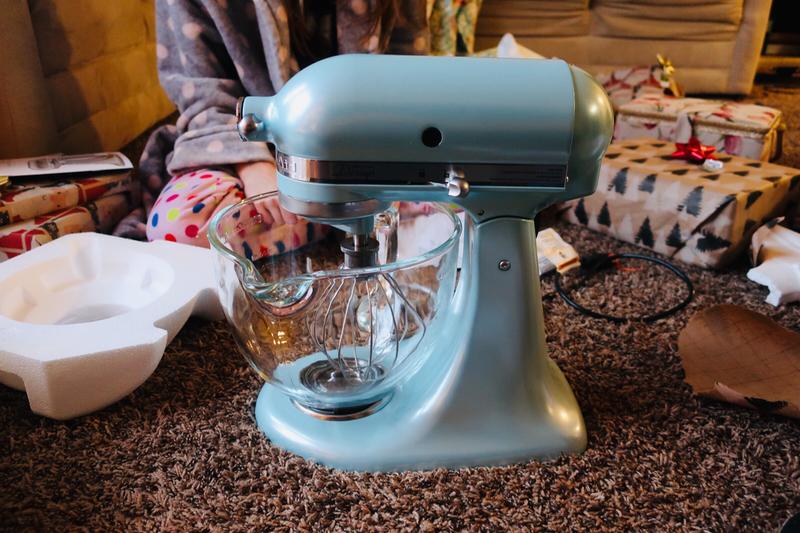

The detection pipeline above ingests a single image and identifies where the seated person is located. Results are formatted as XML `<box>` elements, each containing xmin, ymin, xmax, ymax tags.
<box><xmin>120</xmin><ymin>0</ymin><xmax>432</xmax><ymax>253</ymax></box>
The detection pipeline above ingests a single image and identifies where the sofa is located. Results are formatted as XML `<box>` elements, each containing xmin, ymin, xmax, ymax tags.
<box><xmin>475</xmin><ymin>0</ymin><xmax>773</xmax><ymax>96</ymax></box>
<box><xmin>0</xmin><ymin>0</ymin><xmax>174</xmax><ymax>159</ymax></box>
<box><xmin>1</xmin><ymin>0</ymin><xmax>772</xmax><ymax>160</ymax></box>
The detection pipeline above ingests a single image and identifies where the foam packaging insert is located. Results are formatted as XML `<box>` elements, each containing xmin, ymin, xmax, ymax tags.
<box><xmin>0</xmin><ymin>233</ymin><xmax>223</xmax><ymax>419</ymax></box>
<box><xmin>748</xmin><ymin>221</ymin><xmax>800</xmax><ymax>306</ymax></box>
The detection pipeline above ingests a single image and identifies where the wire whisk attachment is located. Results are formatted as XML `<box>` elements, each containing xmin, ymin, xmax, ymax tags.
<box><xmin>303</xmin><ymin>267</ymin><xmax>426</xmax><ymax>394</ymax></box>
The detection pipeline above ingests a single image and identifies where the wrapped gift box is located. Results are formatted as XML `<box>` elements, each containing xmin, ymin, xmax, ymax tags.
<box><xmin>0</xmin><ymin>190</ymin><xmax>139</xmax><ymax>262</ymax></box>
<box><xmin>560</xmin><ymin>139</ymin><xmax>800</xmax><ymax>268</ymax></box>
<box><xmin>594</xmin><ymin>65</ymin><xmax>670</xmax><ymax>111</ymax></box>
<box><xmin>0</xmin><ymin>171</ymin><xmax>135</xmax><ymax>227</ymax></box>
<box><xmin>614</xmin><ymin>95</ymin><xmax>783</xmax><ymax>161</ymax></box>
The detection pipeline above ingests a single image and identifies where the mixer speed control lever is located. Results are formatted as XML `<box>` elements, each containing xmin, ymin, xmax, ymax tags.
<box><xmin>431</xmin><ymin>168</ymin><xmax>470</xmax><ymax>198</ymax></box>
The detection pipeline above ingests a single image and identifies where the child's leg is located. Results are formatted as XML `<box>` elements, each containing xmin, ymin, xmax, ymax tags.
<box><xmin>146</xmin><ymin>168</ymin><xmax>324</xmax><ymax>253</ymax></box>
<box><xmin>220</xmin><ymin>200</ymin><xmax>329</xmax><ymax>260</ymax></box>
<box><xmin>146</xmin><ymin>169</ymin><xmax>244</xmax><ymax>247</ymax></box>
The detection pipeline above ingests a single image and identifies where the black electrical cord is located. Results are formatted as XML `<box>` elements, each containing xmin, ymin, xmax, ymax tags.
<box><xmin>552</xmin><ymin>252</ymin><xmax>694</xmax><ymax>323</ymax></box>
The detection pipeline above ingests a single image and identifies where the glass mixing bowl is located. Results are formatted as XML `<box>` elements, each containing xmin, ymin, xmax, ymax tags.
<box><xmin>209</xmin><ymin>193</ymin><xmax>461</xmax><ymax>416</ymax></box>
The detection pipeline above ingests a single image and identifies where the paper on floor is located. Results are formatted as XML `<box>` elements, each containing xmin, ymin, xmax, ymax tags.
<box><xmin>678</xmin><ymin>304</ymin><xmax>800</xmax><ymax>419</ymax></box>
<box><xmin>747</xmin><ymin>220</ymin><xmax>800</xmax><ymax>306</ymax></box>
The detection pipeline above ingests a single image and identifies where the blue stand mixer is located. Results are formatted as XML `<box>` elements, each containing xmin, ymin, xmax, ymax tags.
<box><xmin>211</xmin><ymin>54</ymin><xmax>613</xmax><ymax>471</ymax></box>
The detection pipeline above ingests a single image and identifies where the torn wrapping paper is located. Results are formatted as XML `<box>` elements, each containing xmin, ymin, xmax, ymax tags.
<box><xmin>679</xmin><ymin>304</ymin><xmax>800</xmax><ymax>419</ymax></box>
<box><xmin>0</xmin><ymin>171</ymin><xmax>135</xmax><ymax>227</ymax></box>
<box><xmin>0</xmin><ymin>190</ymin><xmax>140</xmax><ymax>262</ymax></box>
<box><xmin>560</xmin><ymin>139</ymin><xmax>800</xmax><ymax>268</ymax></box>
<box><xmin>748</xmin><ymin>220</ymin><xmax>800</xmax><ymax>306</ymax></box>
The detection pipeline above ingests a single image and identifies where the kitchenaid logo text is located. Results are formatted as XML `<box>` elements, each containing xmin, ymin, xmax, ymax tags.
<box><xmin>332</xmin><ymin>163</ymin><xmax>376</xmax><ymax>178</ymax></box>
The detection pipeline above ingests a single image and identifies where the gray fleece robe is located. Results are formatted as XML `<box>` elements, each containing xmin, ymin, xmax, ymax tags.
<box><xmin>118</xmin><ymin>0</ymin><xmax>429</xmax><ymax>238</ymax></box>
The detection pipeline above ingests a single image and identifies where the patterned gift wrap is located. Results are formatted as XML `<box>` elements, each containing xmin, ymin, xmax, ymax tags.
<box><xmin>594</xmin><ymin>65</ymin><xmax>670</xmax><ymax>111</ymax></box>
<box><xmin>560</xmin><ymin>139</ymin><xmax>800</xmax><ymax>268</ymax></box>
<box><xmin>0</xmin><ymin>190</ymin><xmax>140</xmax><ymax>262</ymax></box>
<box><xmin>614</xmin><ymin>95</ymin><xmax>783</xmax><ymax>161</ymax></box>
<box><xmin>0</xmin><ymin>171</ymin><xmax>135</xmax><ymax>227</ymax></box>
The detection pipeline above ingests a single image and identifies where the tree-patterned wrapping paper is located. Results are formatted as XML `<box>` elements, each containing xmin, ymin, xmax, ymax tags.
<box><xmin>560</xmin><ymin>139</ymin><xmax>800</xmax><ymax>268</ymax></box>
<box><xmin>614</xmin><ymin>95</ymin><xmax>783</xmax><ymax>162</ymax></box>
<box><xmin>0</xmin><ymin>190</ymin><xmax>139</xmax><ymax>262</ymax></box>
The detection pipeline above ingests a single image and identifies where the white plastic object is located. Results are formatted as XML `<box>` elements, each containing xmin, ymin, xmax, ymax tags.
<box><xmin>747</xmin><ymin>221</ymin><xmax>800</xmax><ymax>306</ymax></box>
<box><xmin>702</xmin><ymin>158</ymin><xmax>724</xmax><ymax>171</ymax></box>
<box><xmin>496</xmin><ymin>33</ymin><xmax>545</xmax><ymax>59</ymax></box>
<box><xmin>0</xmin><ymin>233</ymin><xmax>223</xmax><ymax>419</ymax></box>
<box><xmin>536</xmin><ymin>228</ymin><xmax>580</xmax><ymax>275</ymax></box>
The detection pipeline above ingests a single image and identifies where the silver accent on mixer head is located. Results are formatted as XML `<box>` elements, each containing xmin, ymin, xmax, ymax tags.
<box><xmin>235</xmin><ymin>96</ymin><xmax>244</xmax><ymax>122</ymax></box>
<box><xmin>432</xmin><ymin>168</ymin><xmax>470</xmax><ymax>198</ymax></box>
<box><xmin>277</xmin><ymin>192</ymin><xmax>386</xmax><ymax>221</ymax></box>
<box><xmin>446</xmin><ymin>175</ymin><xmax>469</xmax><ymax>198</ymax></box>
<box><xmin>237</xmin><ymin>114</ymin><xmax>262</xmax><ymax>141</ymax></box>
<box><xmin>275</xmin><ymin>151</ymin><xmax>567</xmax><ymax>188</ymax></box>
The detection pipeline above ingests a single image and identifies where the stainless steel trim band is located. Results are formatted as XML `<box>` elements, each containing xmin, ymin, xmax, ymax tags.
<box><xmin>235</xmin><ymin>97</ymin><xmax>244</xmax><ymax>123</ymax></box>
<box><xmin>276</xmin><ymin>151</ymin><xmax>568</xmax><ymax>188</ymax></box>
<box><xmin>278</xmin><ymin>192</ymin><xmax>384</xmax><ymax>220</ymax></box>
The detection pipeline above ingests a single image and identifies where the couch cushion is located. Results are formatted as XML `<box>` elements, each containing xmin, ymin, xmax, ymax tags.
<box><xmin>23</xmin><ymin>0</ymin><xmax>174</xmax><ymax>154</ymax></box>
<box><xmin>30</xmin><ymin>0</ymin><xmax>147</xmax><ymax>75</ymax></box>
<box><xmin>593</xmin><ymin>0</ymin><xmax>744</xmax><ymax>41</ymax></box>
<box><xmin>476</xmin><ymin>0</ymin><xmax>591</xmax><ymax>38</ymax></box>
<box><xmin>0</xmin><ymin>0</ymin><xmax>58</xmax><ymax>158</ymax></box>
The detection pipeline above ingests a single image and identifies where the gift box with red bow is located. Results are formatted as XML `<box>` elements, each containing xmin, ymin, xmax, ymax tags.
<box><xmin>614</xmin><ymin>95</ymin><xmax>783</xmax><ymax>162</ymax></box>
<box><xmin>559</xmin><ymin>139</ymin><xmax>800</xmax><ymax>268</ymax></box>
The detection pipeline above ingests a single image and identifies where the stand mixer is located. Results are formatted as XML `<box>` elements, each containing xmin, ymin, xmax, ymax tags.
<box><xmin>214</xmin><ymin>54</ymin><xmax>613</xmax><ymax>471</ymax></box>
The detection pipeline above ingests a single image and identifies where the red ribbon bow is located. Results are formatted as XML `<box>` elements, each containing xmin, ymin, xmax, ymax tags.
<box><xmin>671</xmin><ymin>137</ymin><xmax>716</xmax><ymax>164</ymax></box>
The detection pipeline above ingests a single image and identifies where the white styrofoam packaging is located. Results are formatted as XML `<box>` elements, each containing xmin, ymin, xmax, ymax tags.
<box><xmin>0</xmin><ymin>233</ymin><xmax>223</xmax><ymax>419</ymax></box>
<box><xmin>748</xmin><ymin>221</ymin><xmax>800</xmax><ymax>306</ymax></box>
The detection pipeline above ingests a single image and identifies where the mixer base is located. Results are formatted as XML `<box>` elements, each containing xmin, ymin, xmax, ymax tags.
<box><xmin>255</xmin><ymin>217</ymin><xmax>588</xmax><ymax>471</ymax></box>
<box><xmin>255</xmin><ymin>354</ymin><xmax>585</xmax><ymax>471</ymax></box>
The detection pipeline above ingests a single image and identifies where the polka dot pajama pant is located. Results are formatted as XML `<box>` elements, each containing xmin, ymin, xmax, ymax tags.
<box><xmin>146</xmin><ymin>168</ymin><xmax>317</xmax><ymax>254</ymax></box>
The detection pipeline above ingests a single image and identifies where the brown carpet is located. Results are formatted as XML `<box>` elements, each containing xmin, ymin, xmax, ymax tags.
<box><xmin>3</xmin><ymin>81</ymin><xmax>800</xmax><ymax>532</ymax></box>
